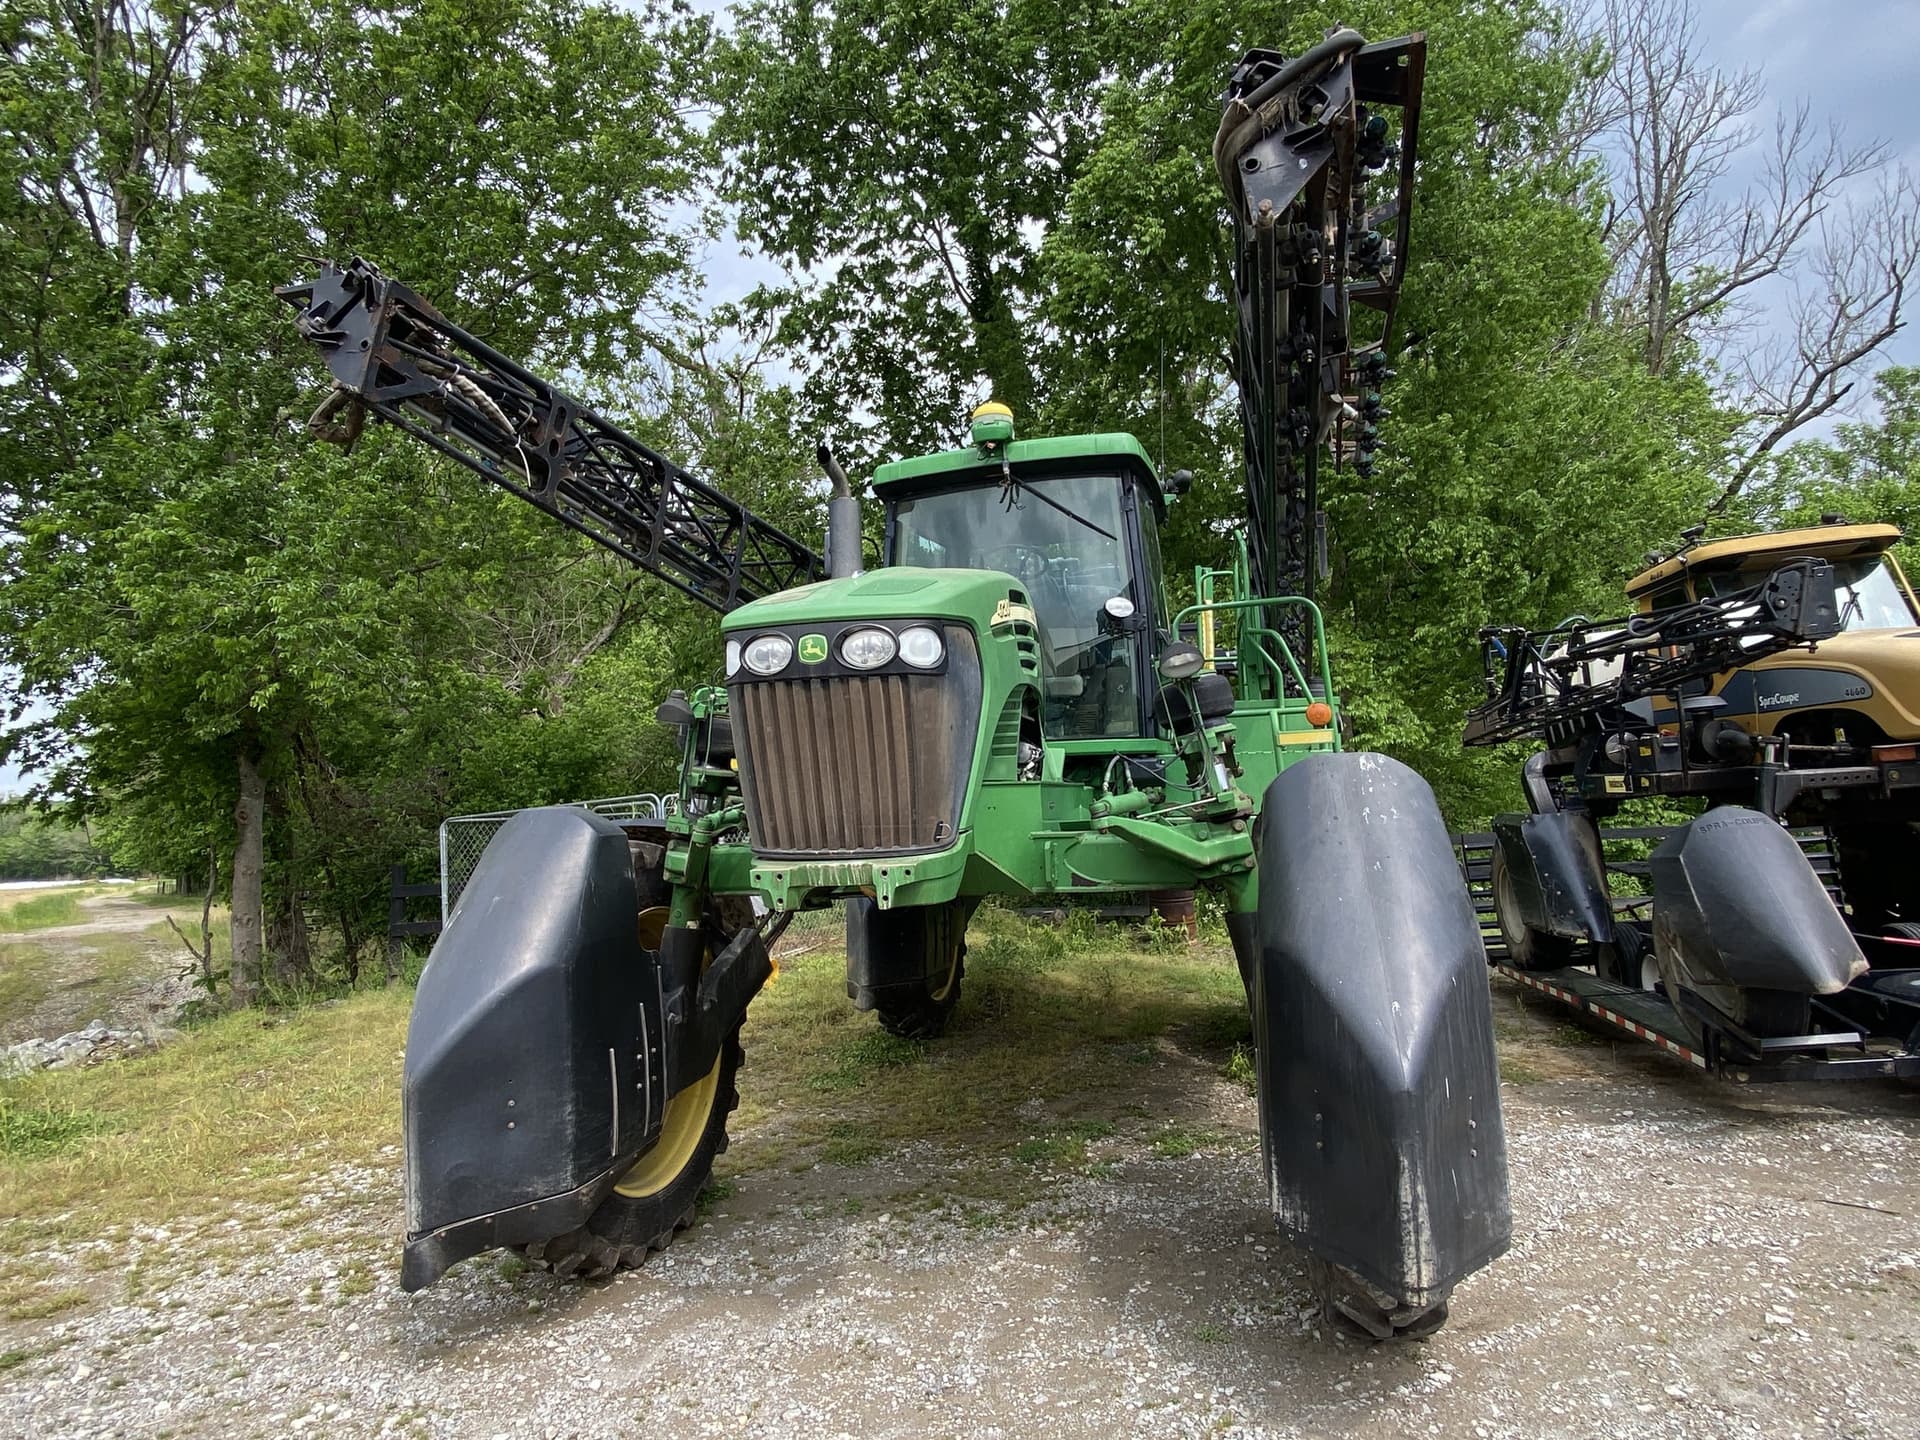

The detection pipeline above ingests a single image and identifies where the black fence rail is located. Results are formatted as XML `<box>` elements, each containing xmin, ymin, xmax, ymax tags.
<box><xmin>385</xmin><ymin>864</ymin><xmax>442</xmax><ymax>981</ymax></box>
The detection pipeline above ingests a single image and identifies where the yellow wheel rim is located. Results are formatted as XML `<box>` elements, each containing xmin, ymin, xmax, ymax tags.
<box><xmin>929</xmin><ymin>937</ymin><xmax>962</xmax><ymax>1003</ymax></box>
<box><xmin>614</xmin><ymin>905</ymin><xmax>725</xmax><ymax>1200</ymax></box>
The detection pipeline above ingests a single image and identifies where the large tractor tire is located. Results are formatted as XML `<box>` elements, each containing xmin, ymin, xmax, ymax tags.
<box><xmin>400</xmin><ymin>808</ymin><xmax>773</xmax><ymax>1291</ymax></box>
<box><xmin>847</xmin><ymin>897</ymin><xmax>976</xmax><ymax>1040</ymax></box>
<box><xmin>525</xmin><ymin>1030</ymin><xmax>742</xmax><ymax>1280</ymax></box>
<box><xmin>521</xmin><ymin>869</ymin><xmax>742</xmax><ymax>1282</ymax></box>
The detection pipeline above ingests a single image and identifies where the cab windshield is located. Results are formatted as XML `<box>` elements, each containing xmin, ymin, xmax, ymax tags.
<box><xmin>892</xmin><ymin>473</ymin><xmax>1141</xmax><ymax>737</ymax></box>
<box><xmin>1704</xmin><ymin>557</ymin><xmax>1919</xmax><ymax>631</ymax></box>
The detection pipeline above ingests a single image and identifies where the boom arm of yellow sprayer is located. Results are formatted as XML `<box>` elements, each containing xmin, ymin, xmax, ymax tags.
<box><xmin>1463</xmin><ymin>559</ymin><xmax>1842</xmax><ymax>747</ymax></box>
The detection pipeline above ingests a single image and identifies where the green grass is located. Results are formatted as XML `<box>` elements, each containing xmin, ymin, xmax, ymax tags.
<box><xmin>0</xmin><ymin>890</ymin><xmax>85</xmax><ymax>933</ymax></box>
<box><xmin>1012</xmin><ymin>1134</ymin><xmax>1085</xmax><ymax>1168</ymax></box>
<box><xmin>1497</xmin><ymin>1054</ymin><xmax>1547</xmax><ymax>1085</ymax></box>
<box><xmin>0</xmin><ymin>1283</ymin><xmax>88</xmax><ymax>1321</ymax></box>
<box><xmin>730</xmin><ymin>905</ymin><xmax>1249</xmax><ymax>1193</ymax></box>
<box><xmin>0</xmin><ymin>1096</ymin><xmax>108</xmax><ymax>1157</ymax></box>
<box><xmin>695</xmin><ymin>1177</ymin><xmax>738</xmax><ymax>1214</ymax></box>
<box><xmin>0</xmin><ymin>905</ymin><xmax>1251</xmax><ymax>1307</ymax></box>
<box><xmin>0</xmin><ymin>986</ymin><xmax>411</xmax><ymax>1249</ymax></box>
<box><xmin>1151</xmin><ymin>1123</ymin><xmax>1234</xmax><ymax>1159</ymax></box>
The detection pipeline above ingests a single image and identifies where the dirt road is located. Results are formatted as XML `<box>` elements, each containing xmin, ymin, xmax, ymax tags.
<box><xmin>0</xmin><ymin>891</ymin><xmax>198</xmax><ymax>1046</ymax></box>
<box><xmin>3</xmin><ymin>975</ymin><xmax>1917</xmax><ymax>1439</ymax></box>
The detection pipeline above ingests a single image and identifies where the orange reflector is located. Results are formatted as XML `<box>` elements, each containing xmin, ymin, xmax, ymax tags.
<box><xmin>1306</xmin><ymin>701</ymin><xmax>1334</xmax><ymax>727</ymax></box>
<box><xmin>1873</xmin><ymin>743</ymin><xmax>1918</xmax><ymax>763</ymax></box>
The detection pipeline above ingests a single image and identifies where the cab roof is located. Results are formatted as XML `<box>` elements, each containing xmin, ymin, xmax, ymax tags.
<box><xmin>1625</xmin><ymin>522</ymin><xmax>1904</xmax><ymax>598</ymax></box>
<box><xmin>871</xmin><ymin>432</ymin><xmax>1165</xmax><ymax>517</ymax></box>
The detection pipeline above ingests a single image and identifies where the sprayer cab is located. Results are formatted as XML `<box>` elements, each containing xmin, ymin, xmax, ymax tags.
<box><xmin>871</xmin><ymin>415</ymin><xmax>1174</xmax><ymax>740</ymax></box>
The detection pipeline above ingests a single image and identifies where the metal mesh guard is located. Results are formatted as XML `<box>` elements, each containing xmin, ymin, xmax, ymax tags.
<box><xmin>438</xmin><ymin>794</ymin><xmax>669</xmax><ymax>921</ymax></box>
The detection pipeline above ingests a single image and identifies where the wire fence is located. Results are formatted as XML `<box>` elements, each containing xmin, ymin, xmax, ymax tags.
<box><xmin>437</xmin><ymin>794</ymin><xmax>671</xmax><ymax>922</ymax></box>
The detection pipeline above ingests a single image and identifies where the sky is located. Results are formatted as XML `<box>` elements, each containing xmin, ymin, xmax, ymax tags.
<box><xmin>1692</xmin><ymin>0</ymin><xmax>1920</xmax><ymax>379</ymax></box>
<box><xmin>4</xmin><ymin>0</ymin><xmax>1916</xmax><ymax>799</ymax></box>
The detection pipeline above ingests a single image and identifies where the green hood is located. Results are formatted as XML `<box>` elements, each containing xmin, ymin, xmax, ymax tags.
<box><xmin>721</xmin><ymin>567</ymin><xmax>1018</xmax><ymax>631</ymax></box>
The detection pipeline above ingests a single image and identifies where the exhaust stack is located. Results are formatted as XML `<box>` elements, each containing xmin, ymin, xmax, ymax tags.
<box><xmin>819</xmin><ymin>444</ymin><xmax>863</xmax><ymax>579</ymax></box>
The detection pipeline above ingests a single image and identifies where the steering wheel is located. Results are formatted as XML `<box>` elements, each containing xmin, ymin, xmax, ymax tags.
<box><xmin>979</xmin><ymin>544</ymin><xmax>1051</xmax><ymax>586</ymax></box>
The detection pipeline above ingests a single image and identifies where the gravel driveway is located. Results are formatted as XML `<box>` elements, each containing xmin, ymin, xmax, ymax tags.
<box><xmin>5</xmin><ymin>976</ymin><xmax>1918</xmax><ymax>1439</ymax></box>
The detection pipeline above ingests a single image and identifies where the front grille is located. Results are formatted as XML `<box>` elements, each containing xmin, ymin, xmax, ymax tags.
<box><xmin>732</xmin><ymin>632</ymin><xmax>980</xmax><ymax>856</ymax></box>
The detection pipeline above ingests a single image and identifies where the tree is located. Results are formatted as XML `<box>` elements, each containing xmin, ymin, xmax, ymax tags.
<box><xmin>1746</xmin><ymin>366</ymin><xmax>1920</xmax><ymax>560</ymax></box>
<box><xmin>1579</xmin><ymin>0</ymin><xmax>1920</xmax><ymax>515</ymax></box>
<box><xmin>1</xmin><ymin>0</ymin><xmax>710</xmax><ymax>1000</ymax></box>
<box><xmin>712</xmin><ymin>0</ymin><xmax>1124</xmax><ymax>462</ymax></box>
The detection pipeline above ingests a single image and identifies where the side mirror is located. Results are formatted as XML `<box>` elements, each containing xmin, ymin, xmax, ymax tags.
<box><xmin>1163</xmin><ymin>468</ymin><xmax>1193</xmax><ymax>497</ymax></box>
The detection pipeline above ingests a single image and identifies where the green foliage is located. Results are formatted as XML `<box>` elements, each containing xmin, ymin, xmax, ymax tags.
<box><xmin>0</xmin><ymin>812</ymin><xmax>114</xmax><ymax>881</ymax></box>
<box><xmin>1746</xmin><ymin>367</ymin><xmax>1920</xmax><ymax>566</ymax></box>
<box><xmin>1</xmin><ymin>0</ymin><xmax>726</xmax><ymax>987</ymax></box>
<box><xmin>715</xmin><ymin>0</ymin><xmax>1120</xmax><ymax>461</ymax></box>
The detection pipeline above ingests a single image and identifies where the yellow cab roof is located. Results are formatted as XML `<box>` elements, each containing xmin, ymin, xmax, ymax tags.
<box><xmin>1625</xmin><ymin>522</ymin><xmax>1904</xmax><ymax>599</ymax></box>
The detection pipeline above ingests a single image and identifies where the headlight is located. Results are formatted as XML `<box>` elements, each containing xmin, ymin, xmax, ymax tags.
<box><xmin>724</xmin><ymin>639</ymin><xmax>742</xmax><ymax>678</ymax></box>
<box><xmin>743</xmin><ymin>634</ymin><xmax>793</xmax><ymax>675</ymax></box>
<box><xmin>840</xmin><ymin>626</ymin><xmax>897</xmax><ymax>670</ymax></box>
<box><xmin>897</xmin><ymin>625</ymin><xmax>944</xmax><ymax>668</ymax></box>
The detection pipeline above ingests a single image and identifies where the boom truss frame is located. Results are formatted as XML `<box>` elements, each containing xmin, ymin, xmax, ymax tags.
<box><xmin>1462</xmin><ymin>558</ymin><xmax>1841</xmax><ymax>748</ymax></box>
<box><xmin>277</xmin><ymin>260</ymin><xmax>825</xmax><ymax>614</ymax></box>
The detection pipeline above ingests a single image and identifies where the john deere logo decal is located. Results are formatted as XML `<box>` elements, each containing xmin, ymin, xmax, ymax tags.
<box><xmin>797</xmin><ymin>633</ymin><xmax>829</xmax><ymax>664</ymax></box>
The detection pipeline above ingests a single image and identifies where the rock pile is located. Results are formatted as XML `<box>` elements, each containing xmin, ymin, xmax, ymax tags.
<box><xmin>0</xmin><ymin>1018</ymin><xmax>179</xmax><ymax>1077</ymax></box>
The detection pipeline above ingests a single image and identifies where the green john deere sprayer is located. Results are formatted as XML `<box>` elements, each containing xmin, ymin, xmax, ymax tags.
<box><xmin>280</xmin><ymin>29</ymin><xmax>1510</xmax><ymax>1338</ymax></box>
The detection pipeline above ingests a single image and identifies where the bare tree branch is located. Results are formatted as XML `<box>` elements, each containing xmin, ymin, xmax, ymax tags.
<box><xmin>1572</xmin><ymin>0</ymin><xmax>1912</xmax><ymax>513</ymax></box>
<box><xmin>1710</xmin><ymin>169</ymin><xmax>1920</xmax><ymax>512</ymax></box>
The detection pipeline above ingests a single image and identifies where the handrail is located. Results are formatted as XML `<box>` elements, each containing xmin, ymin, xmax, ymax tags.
<box><xmin>1172</xmin><ymin>593</ymin><xmax>1334</xmax><ymax>701</ymax></box>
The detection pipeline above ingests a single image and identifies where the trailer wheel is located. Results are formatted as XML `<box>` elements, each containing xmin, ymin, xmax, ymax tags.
<box><xmin>1602</xmin><ymin>920</ymin><xmax>1654</xmax><ymax>990</ymax></box>
<box><xmin>1491</xmin><ymin>844</ymin><xmax>1574</xmax><ymax>969</ymax></box>
<box><xmin>1655</xmin><ymin>959</ymin><xmax>1812</xmax><ymax>1047</ymax></box>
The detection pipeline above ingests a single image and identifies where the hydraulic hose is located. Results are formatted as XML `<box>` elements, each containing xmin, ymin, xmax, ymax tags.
<box><xmin>1213</xmin><ymin>27</ymin><xmax>1366</xmax><ymax>207</ymax></box>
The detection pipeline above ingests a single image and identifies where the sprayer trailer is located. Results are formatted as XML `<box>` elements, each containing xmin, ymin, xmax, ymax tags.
<box><xmin>1457</xmin><ymin>829</ymin><xmax>1920</xmax><ymax>1081</ymax></box>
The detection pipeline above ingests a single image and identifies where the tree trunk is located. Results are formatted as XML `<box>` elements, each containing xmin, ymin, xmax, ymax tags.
<box><xmin>265</xmin><ymin>786</ymin><xmax>313</xmax><ymax>988</ymax></box>
<box><xmin>230</xmin><ymin>746</ymin><xmax>266</xmax><ymax>1008</ymax></box>
<box><xmin>267</xmin><ymin>894</ymin><xmax>312</xmax><ymax>988</ymax></box>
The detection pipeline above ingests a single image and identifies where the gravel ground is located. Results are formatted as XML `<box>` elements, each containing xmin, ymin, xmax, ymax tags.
<box><xmin>5</xmin><ymin>977</ymin><xmax>1918</xmax><ymax>1440</ymax></box>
